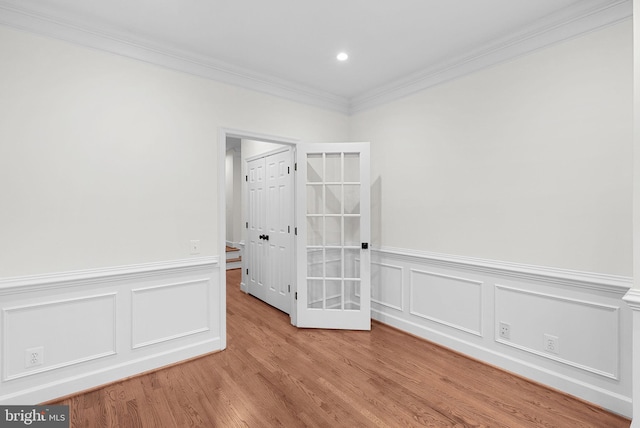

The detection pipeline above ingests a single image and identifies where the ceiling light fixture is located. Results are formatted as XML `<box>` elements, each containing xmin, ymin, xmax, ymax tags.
<box><xmin>337</xmin><ymin>52</ymin><xmax>349</xmax><ymax>61</ymax></box>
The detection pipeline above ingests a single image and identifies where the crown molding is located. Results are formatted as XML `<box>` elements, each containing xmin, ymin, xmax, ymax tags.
<box><xmin>0</xmin><ymin>1</ymin><xmax>350</xmax><ymax>114</ymax></box>
<box><xmin>0</xmin><ymin>0</ymin><xmax>631</xmax><ymax>116</ymax></box>
<box><xmin>349</xmin><ymin>0</ymin><xmax>632</xmax><ymax>114</ymax></box>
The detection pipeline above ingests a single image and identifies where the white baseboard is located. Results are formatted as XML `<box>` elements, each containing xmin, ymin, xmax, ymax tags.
<box><xmin>1</xmin><ymin>338</ymin><xmax>220</xmax><ymax>404</ymax></box>
<box><xmin>0</xmin><ymin>257</ymin><xmax>222</xmax><ymax>404</ymax></box>
<box><xmin>372</xmin><ymin>247</ymin><xmax>633</xmax><ymax>418</ymax></box>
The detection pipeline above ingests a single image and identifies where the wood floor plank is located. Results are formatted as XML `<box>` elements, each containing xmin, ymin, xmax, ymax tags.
<box><xmin>49</xmin><ymin>268</ymin><xmax>630</xmax><ymax>427</ymax></box>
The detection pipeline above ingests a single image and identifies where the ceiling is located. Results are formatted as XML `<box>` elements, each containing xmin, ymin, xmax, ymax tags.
<box><xmin>0</xmin><ymin>0</ymin><xmax>631</xmax><ymax>113</ymax></box>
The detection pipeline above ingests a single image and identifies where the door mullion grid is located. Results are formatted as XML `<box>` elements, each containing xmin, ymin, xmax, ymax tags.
<box><xmin>340</xmin><ymin>152</ymin><xmax>345</xmax><ymax>311</ymax></box>
<box><xmin>321</xmin><ymin>152</ymin><xmax>327</xmax><ymax>310</ymax></box>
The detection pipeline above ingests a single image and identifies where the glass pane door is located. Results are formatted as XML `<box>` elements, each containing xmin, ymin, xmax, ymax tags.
<box><xmin>296</xmin><ymin>143</ymin><xmax>370</xmax><ymax>330</ymax></box>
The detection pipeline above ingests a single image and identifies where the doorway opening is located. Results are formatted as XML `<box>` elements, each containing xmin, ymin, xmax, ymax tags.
<box><xmin>219</xmin><ymin>129</ymin><xmax>299</xmax><ymax>329</ymax></box>
<box><xmin>219</xmin><ymin>129</ymin><xmax>371</xmax><ymax>338</ymax></box>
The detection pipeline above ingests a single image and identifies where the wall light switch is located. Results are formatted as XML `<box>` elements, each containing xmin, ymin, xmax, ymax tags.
<box><xmin>190</xmin><ymin>240</ymin><xmax>201</xmax><ymax>255</ymax></box>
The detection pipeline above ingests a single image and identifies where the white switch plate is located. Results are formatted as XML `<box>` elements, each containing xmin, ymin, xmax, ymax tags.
<box><xmin>190</xmin><ymin>240</ymin><xmax>201</xmax><ymax>255</ymax></box>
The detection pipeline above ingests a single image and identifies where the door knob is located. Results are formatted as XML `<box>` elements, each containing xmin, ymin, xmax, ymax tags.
<box><xmin>264</xmin><ymin>235</ymin><xmax>269</xmax><ymax>241</ymax></box>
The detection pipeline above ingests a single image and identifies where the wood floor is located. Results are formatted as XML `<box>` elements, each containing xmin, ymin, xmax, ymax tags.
<box><xmin>50</xmin><ymin>269</ymin><xmax>630</xmax><ymax>427</ymax></box>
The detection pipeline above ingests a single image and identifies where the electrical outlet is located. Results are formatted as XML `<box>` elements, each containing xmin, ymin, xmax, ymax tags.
<box><xmin>544</xmin><ymin>334</ymin><xmax>559</xmax><ymax>354</ymax></box>
<box><xmin>25</xmin><ymin>346</ymin><xmax>44</xmax><ymax>368</ymax></box>
<box><xmin>190</xmin><ymin>240</ymin><xmax>200</xmax><ymax>255</ymax></box>
<box><xmin>499</xmin><ymin>322</ymin><xmax>510</xmax><ymax>340</ymax></box>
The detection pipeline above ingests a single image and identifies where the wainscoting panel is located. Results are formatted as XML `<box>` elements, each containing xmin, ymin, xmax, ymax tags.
<box><xmin>0</xmin><ymin>257</ymin><xmax>220</xmax><ymax>405</ymax></box>
<box><xmin>410</xmin><ymin>269</ymin><xmax>483</xmax><ymax>336</ymax></box>
<box><xmin>132</xmin><ymin>280</ymin><xmax>210</xmax><ymax>349</ymax></box>
<box><xmin>371</xmin><ymin>262</ymin><xmax>403</xmax><ymax>311</ymax></box>
<box><xmin>3</xmin><ymin>294</ymin><xmax>116</xmax><ymax>381</ymax></box>
<box><xmin>495</xmin><ymin>285</ymin><xmax>620</xmax><ymax>379</ymax></box>
<box><xmin>371</xmin><ymin>247</ymin><xmax>633</xmax><ymax>418</ymax></box>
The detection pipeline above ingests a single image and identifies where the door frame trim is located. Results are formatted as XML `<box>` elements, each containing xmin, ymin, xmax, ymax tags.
<box><xmin>245</xmin><ymin>145</ymin><xmax>291</xmax><ymax>163</ymax></box>
<box><xmin>218</xmin><ymin>128</ymin><xmax>300</xmax><ymax>343</ymax></box>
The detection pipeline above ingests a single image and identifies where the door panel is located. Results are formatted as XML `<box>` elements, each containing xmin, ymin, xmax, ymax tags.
<box><xmin>296</xmin><ymin>143</ymin><xmax>370</xmax><ymax>330</ymax></box>
<box><xmin>247</xmin><ymin>149</ymin><xmax>292</xmax><ymax>314</ymax></box>
<box><xmin>247</xmin><ymin>158</ymin><xmax>266</xmax><ymax>302</ymax></box>
<box><xmin>265</xmin><ymin>150</ymin><xmax>292</xmax><ymax>313</ymax></box>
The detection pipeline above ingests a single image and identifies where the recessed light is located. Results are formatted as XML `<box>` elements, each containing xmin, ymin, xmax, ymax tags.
<box><xmin>337</xmin><ymin>52</ymin><xmax>349</xmax><ymax>61</ymax></box>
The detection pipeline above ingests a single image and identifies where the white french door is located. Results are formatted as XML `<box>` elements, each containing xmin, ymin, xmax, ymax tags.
<box><xmin>295</xmin><ymin>143</ymin><xmax>370</xmax><ymax>330</ymax></box>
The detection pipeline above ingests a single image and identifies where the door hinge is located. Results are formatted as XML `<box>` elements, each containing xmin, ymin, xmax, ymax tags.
<box><xmin>288</xmin><ymin>225</ymin><xmax>290</xmax><ymax>233</ymax></box>
<box><xmin>288</xmin><ymin>166</ymin><xmax>290</xmax><ymax>174</ymax></box>
<box><xmin>246</xmin><ymin>222</ymin><xmax>249</xmax><ymax>229</ymax></box>
<box><xmin>295</xmin><ymin>292</ymin><xmax>298</xmax><ymax>300</ymax></box>
<box><xmin>288</xmin><ymin>284</ymin><xmax>290</xmax><ymax>293</ymax></box>
<box><xmin>246</xmin><ymin>268</ymin><xmax>248</xmax><ymax>275</ymax></box>
<box><xmin>245</xmin><ymin>175</ymin><xmax>248</xmax><ymax>182</ymax></box>
<box><xmin>295</xmin><ymin>227</ymin><xmax>298</xmax><ymax>235</ymax></box>
<box><xmin>294</xmin><ymin>163</ymin><xmax>297</xmax><ymax>171</ymax></box>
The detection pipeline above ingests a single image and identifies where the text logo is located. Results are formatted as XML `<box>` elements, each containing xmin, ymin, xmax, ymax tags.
<box><xmin>1</xmin><ymin>406</ymin><xmax>68</xmax><ymax>427</ymax></box>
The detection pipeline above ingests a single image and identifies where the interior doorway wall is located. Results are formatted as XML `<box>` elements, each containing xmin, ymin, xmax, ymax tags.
<box><xmin>220</xmin><ymin>129</ymin><xmax>299</xmax><ymax>325</ymax></box>
<box><xmin>225</xmin><ymin>137</ymin><xmax>242</xmax><ymax>249</ymax></box>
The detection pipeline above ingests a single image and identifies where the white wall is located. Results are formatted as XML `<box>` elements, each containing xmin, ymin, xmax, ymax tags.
<box><xmin>624</xmin><ymin>1</ymin><xmax>640</xmax><ymax>425</ymax></box>
<box><xmin>0</xmin><ymin>25</ymin><xmax>349</xmax><ymax>278</ymax></box>
<box><xmin>351</xmin><ymin>20</ymin><xmax>634</xmax><ymax>417</ymax></box>
<box><xmin>225</xmin><ymin>141</ymin><xmax>242</xmax><ymax>247</ymax></box>
<box><xmin>350</xmin><ymin>20</ymin><xmax>633</xmax><ymax>276</ymax></box>
<box><xmin>634</xmin><ymin>1</ymin><xmax>640</xmax><ymax>290</ymax></box>
<box><xmin>232</xmin><ymin>146</ymin><xmax>242</xmax><ymax>246</ymax></box>
<box><xmin>0</xmin><ymin>24</ymin><xmax>348</xmax><ymax>404</ymax></box>
<box><xmin>226</xmin><ymin>150</ymin><xmax>235</xmax><ymax>241</ymax></box>
<box><xmin>0</xmin><ymin>17</ymin><xmax>635</xmax><ymax>416</ymax></box>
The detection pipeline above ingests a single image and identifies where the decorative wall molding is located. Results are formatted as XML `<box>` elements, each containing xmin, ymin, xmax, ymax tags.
<box><xmin>0</xmin><ymin>2</ymin><xmax>349</xmax><ymax>114</ymax></box>
<box><xmin>0</xmin><ymin>256</ymin><xmax>219</xmax><ymax>294</ymax></box>
<box><xmin>350</xmin><ymin>0</ymin><xmax>631</xmax><ymax>113</ymax></box>
<box><xmin>0</xmin><ymin>257</ymin><xmax>221</xmax><ymax>405</ymax></box>
<box><xmin>409</xmin><ymin>269</ymin><xmax>483</xmax><ymax>337</ymax></box>
<box><xmin>495</xmin><ymin>285</ymin><xmax>620</xmax><ymax>380</ymax></box>
<box><xmin>371</xmin><ymin>261</ymin><xmax>404</xmax><ymax>311</ymax></box>
<box><xmin>377</xmin><ymin>247</ymin><xmax>632</xmax><ymax>294</ymax></box>
<box><xmin>623</xmin><ymin>288</ymin><xmax>640</xmax><ymax>310</ymax></box>
<box><xmin>131</xmin><ymin>279</ymin><xmax>211</xmax><ymax>349</ymax></box>
<box><xmin>0</xmin><ymin>0</ymin><xmax>631</xmax><ymax>115</ymax></box>
<box><xmin>371</xmin><ymin>246</ymin><xmax>632</xmax><ymax>417</ymax></box>
<box><xmin>2</xmin><ymin>293</ymin><xmax>117</xmax><ymax>381</ymax></box>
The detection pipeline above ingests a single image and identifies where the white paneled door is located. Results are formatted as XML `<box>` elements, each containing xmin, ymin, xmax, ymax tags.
<box><xmin>247</xmin><ymin>149</ymin><xmax>292</xmax><ymax>314</ymax></box>
<box><xmin>296</xmin><ymin>143</ymin><xmax>371</xmax><ymax>330</ymax></box>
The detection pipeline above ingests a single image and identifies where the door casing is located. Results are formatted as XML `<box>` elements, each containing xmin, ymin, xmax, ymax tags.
<box><xmin>219</xmin><ymin>129</ymin><xmax>300</xmax><ymax>334</ymax></box>
<box><xmin>220</xmin><ymin>129</ymin><xmax>370</xmax><ymax>333</ymax></box>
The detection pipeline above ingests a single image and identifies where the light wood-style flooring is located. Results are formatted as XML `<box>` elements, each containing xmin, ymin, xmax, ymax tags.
<box><xmin>50</xmin><ymin>269</ymin><xmax>631</xmax><ymax>427</ymax></box>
